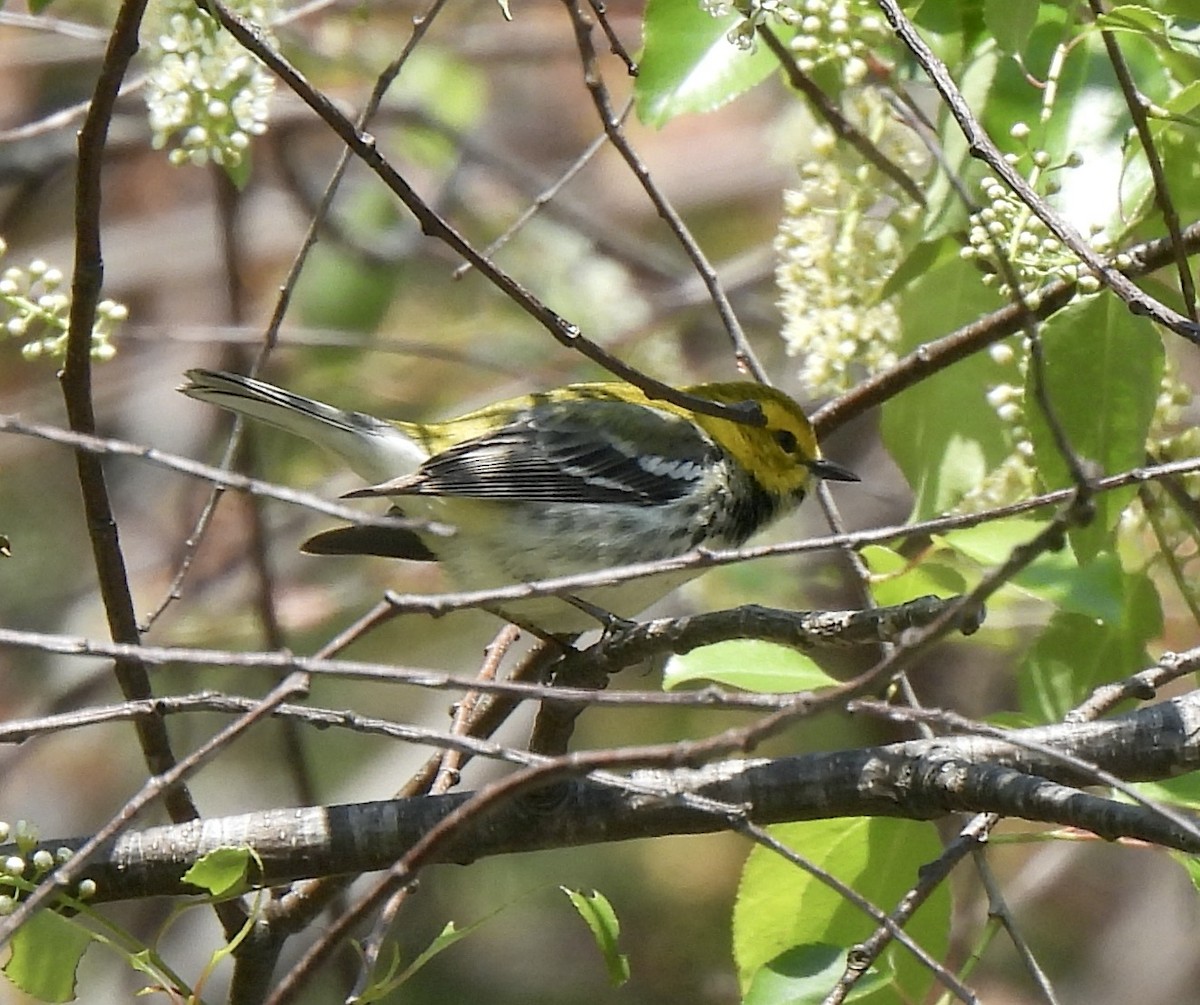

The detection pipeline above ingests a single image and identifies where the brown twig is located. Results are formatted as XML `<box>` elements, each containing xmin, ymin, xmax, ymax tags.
<box><xmin>57</xmin><ymin>0</ymin><xmax>240</xmax><ymax>929</ymax></box>
<box><xmin>812</xmin><ymin>220</ymin><xmax>1200</xmax><ymax>435</ymax></box>
<box><xmin>758</xmin><ymin>25</ymin><xmax>926</xmax><ymax>206</ymax></box>
<box><xmin>561</xmin><ymin>0</ymin><xmax>768</xmax><ymax>381</ymax></box>
<box><xmin>1086</xmin><ymin>0</ymin><xmax>1197</xmax><ymax>321</ymax></box>
<box><xmin>740</xmin><ymin>821</ymin><xmax>976</xmax><ymax>1004</ymax></box>
<box><xmin>197</xmin><ymin>0</ymin><xmax>770</xmax><ymax>426</ymax></box>
<box><xmin>875</xmin><ymin>0</ymin><xmax>1200</xmax><ymax>342</ymax></box>
<box><xmin>0</xmin><ymin>669</ymin><xmax>310</xmax><ymax>948</ymax></box>
<box><xmin>264</xmin><ymin>637</ymin><xmax>565</xmax><ymax>1005</ymax></box>
<box><xmin>584</xmin><ymin>0</ymin><xmax>637</xmax><ymax>75</ymax></box>
<box><xmin>0</xmin><ymin>413</ymin><xmax>437</xmax><ymax>532</ymax></box>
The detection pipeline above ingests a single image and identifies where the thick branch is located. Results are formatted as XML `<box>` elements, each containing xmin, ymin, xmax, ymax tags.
<box><xmin>22</xmin><ymin>690</ymin><xmax>1200</xmax><ymax>904</ymax></box>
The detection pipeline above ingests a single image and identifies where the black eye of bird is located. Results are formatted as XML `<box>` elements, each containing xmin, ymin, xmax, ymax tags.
<box><xmin>773</xmin><ymin>429</ymin><xmax>798</xmax><ymax>454</ymax></box>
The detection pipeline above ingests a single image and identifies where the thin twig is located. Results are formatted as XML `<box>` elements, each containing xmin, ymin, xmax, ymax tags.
<box><xmin>1024</xmin><ymin>333</ymin><xmax>1092</xmax><ymax>491</ymax></box>
<box><xmin>0</xmin><ymin>0</ymin><xmax>344</xmax><ymax>143</ymax></box>
<box><xmin>10</xmin><ymin>405</ymin><xmax>1200</xmax><ymax>620</ymax></box>
<box><xmin>811</xmin><ymin>219</ymin><xmax>1200</xmax><ymax>434</ymax></box>
<box><xmin>0</xmin><ymin>607</ymin><xmax>956</xmax><ymax>711</ymax></box>
<box><xmin>738</xmin><ymin>822</ymin><xmax>977</xmax><ymax>1004</ymax></box>
<box><xmin>147</xmin><ymin>0</ymin><xmax>456</xmax><ymax>640</ymax></box>
<box><xmin>850</xmin><ymin>700</ymin><xmax>1200</xmax><ymax>845</ymax></box>
<box><xmin>874</xmin><ymin>0</ymin><xmax>1199</xmax><ymax>342</ymax></box>
<box><xmin>451</xmin><ymin>99</ymin><xmax>635</xmax><ymax>280</ymax></box>
<box><xmin>0</xmin><ymin>10</ymin><xmax>111</xmax><ymax>40</ymax></box>
<box><xmin>561</xmin><ymin>0</ymin><xmax>768</xmax><ymax>381</ymax></box>
<box><xmin>1065</xmin><ymin>640</ymin><xmax>1200</xmax><ymax>723</ymax></box>
<box><xmin>0</xmin><ymin>669</ymin><xmax>310</xmax><ymax>948</ymax></box>
<box><xmin>198</xmin><ymin>0</ymin><xmax>771</xmax><ymax>425</ymax></box>
<box><xmin>0</xmin><ymin>413</ymin><xmax>441</xmax><ymax>532</ymax></box>
<box><xmin>758</xmin><ymin>25</ymin><xmax>926</xmax><ymax>206</ymax></box>
<box><xmin>584</xmin><ymin>0</ymin><xmax>637</xmax><ymax>75</ymax></box>
<box><xmin>1138</xmin><ymin>483</ymin><xmax>1200</xmax><ymax>627</ymax></box>
<box><xmin>974</xmin><ymin>851</ymin><xmax>1063</xmax><ymax>1005</ymax></box>
<box><xmin>824</xmin><ymin>814</ymin><xmax>993</xmax><ymax>1004</ymax></box>
<box><xmin>432</xmin><ymin>624</ymin><xmax>522</xmax><ymax>793</ymax></box>
<box><xmin>263</xmin><ymin>638</ymin><xmax>565</xmax><ymax>1005</ymax></box>
<box><xmin>60</xmin><ymin>0</ymin><xmax>218</xmax><ymax>884</ymax></box>
<box><xmin>1086</xmin><ymin>0</ymin><xmax>1197</xmax><ymax>320</ymax></box>
<box><xmin>214</xmin><ymin>169</ymin><xmax>319</xmax><ymax>814</ymax></box>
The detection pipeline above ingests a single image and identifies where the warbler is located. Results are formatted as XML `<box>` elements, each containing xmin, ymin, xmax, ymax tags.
<box><xmin>180</xmin><ymin>368</ymin><xmax>856</xmax><ymax>632</ymax></box>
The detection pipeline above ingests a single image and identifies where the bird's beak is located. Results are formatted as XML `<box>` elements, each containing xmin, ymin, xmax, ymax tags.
<box><xmin>807</xmin><ymin>457</ymin><xmax>859</xmax><ymax>482</ymax></box>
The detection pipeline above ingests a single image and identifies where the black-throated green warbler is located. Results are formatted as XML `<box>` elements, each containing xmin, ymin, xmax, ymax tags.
<box><xmin>180</xmin><ymin>368</ymin><xmax>856</xmax><ymax>632</ymax></box>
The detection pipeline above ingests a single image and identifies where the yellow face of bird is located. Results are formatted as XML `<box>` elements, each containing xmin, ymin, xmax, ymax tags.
<box><xmin>682</xmin><ymin>382</ymin><xmax>822</xmax><ymax>501</ymax></box>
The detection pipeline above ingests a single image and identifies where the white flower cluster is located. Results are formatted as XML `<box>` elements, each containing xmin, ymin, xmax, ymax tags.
<box><xmin>144</xmin><ymin>0</ymin><xmax>277</xmax><ymax>168</ymax></box>
<box><xmin>959</xmin><ymin>339</ymin><xmax>1198</xmax><ymax>520</ymax></box>
<box><xmin>774</xmin><ymin>91</ymin><xmax>924</xmax><ymax>395</ymax></box>
<box><xmin>0</xmin><ymin>819</ymin><xmax>92</xmax><ymax>913</ymax></box>
<box><xmin>784</xmin><ymin>0</ymin><xmax>887</xmax><ymax>83</ymax></box>
<box><xmin>953</xmin><ymin>125</ymin><xmax>1187</xmax><ymax>513</ymax></box>
<box><xmin>956</xmin><ymin>339</ymin><xmax>1039</xmax><ymax>512</ymax></box>
<box><xmin>701</xmin><ymin>0</ymin><xmax>888</xmax><ymax>84</ymax></box>
<box><xmin>1120</xmin><ymin>363</ymin><xmax>1200</xmax><ymax>546</ymax></box>
<box><xmin>0</xmin><ymin>239</ymin><xmax>125</xmax><ymax>362</ymax></box>
<box><xmin>959</xmin><ymin>126</ymin><xmax>1132</xmax><ymax>307</ymax></box>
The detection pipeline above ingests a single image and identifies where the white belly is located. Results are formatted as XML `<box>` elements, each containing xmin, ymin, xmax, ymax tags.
<box><xmin>399</xmin><ymin>495</ymin><xmax>718</xmax><ymax>634</ymax></box>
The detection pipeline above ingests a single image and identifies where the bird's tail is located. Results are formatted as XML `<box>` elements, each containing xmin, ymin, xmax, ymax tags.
<box><xmin>179</xmin><ymin>368</ymin><xmax>426</xmax><ymax>483</ymax></box>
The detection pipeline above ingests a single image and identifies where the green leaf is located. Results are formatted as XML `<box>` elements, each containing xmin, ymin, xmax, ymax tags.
<box><xmin>940</xmin><ymin>521</ymin><xmax>1127</xmax><ymax>624</ymax></box>
<box><xmin>1053</xmin><ymin>33</ymin><xmax>1173</xmax><ymax>239</ymax></box>
<box><xmin>352</xmin><ymin>919</ymin><xmax>488</xmax><ymax>1002</ymax></box>
<box><xmin>663</xmin><ymin>639</ymin><xmax>838</xmax><ymax>693</ymax></box>
<box><xmin>27</xmin><ymin>0</ymin><xmax>56</xmax><ymax>13</ymax></box>
<box><xmin>1026</xmin><ymin>293</ymin><xmax>1163</xmax><ymax>563</ymax></box>
<box><xmin>1137</xmin><ymin>773</ymin><xmax>1200</xmax><ymax>812</ymax></box>
<box><xmin>1019</xmin><ymin>613</ymin><xmax>1102</xmax><ymax>720</ymax></box>
<box><xmin>910</xmin><ymin>0</ymin><xmax>983</xmax><ymax>39</ymax></box>
<box><xmin>561</xmin><ymin>888</ymin><xmax>630</xmax><ymax>987</ymax></box>
<box><xmin>635</xmin><ymin>0</ymin><xmax>782</xmax><ymax>127</ymax></box>
<box><xmin>881</xmin><ymin>255</ymin><xmax>1009</xmax><ymax>519</ymax></box>
<box><xmin>1017</xmin><ymin>570</ymin><xmax>1160</xmax><ymax>720</ymax></box>
<box><xmin>921</xmin><ymin>45</ymin><xmax>999</xmax><ymax>240</ymax></box>
<box><xmin>861</xmin><ymin>545</ymin><xmax>967</xmax><ymax>609</ymax></box>
<box><xmin>744</xmin><ymin>943</ymin><xmax>891</xmax><ymax>1005</ymax></box>
<box><xmin>976</xmin><ymin>10</ymin><xmax>1166</xmax><ymax>242</ymax></box>
<box><xmin>984</xmin><ymin>0</ymin><xmax>1038</xmax><ymax>54</ymax></box>
<box><xmin>1010</xmin><ymin>551</ymin><xmax>1126</xmax><ymax>624</ymax></box>
<box><xmin>940</xmin><ymin>517</ymin><xmax>1054</xmax><ymax>566</ymax></box>
<box><xmin>182</xmin><ymin>846</ymin><xmax>254</xmax><ymax>897</ymax></box>
<box><xmin>734</xmin><ymin>819</ymin><xmax>950</xmax><ymax>1002</ymax></box>
<box><xmin>1096</xmin><ymin>4</ymin><xmax>1200</xmax><ymax>71</ymax></box>
<box><xmin>1123</xmin><ymin>81</ymin><xmax>1200</xmax><ymax>229</ymax></box>
<box><xmin>392</xmin><ymin>51</ymin><xmax>487</xmax><ymax>166</ymax></box>
<box><xmin>3</xmin><ymin>910</ymin><xmax>93</xmax><ymax>1003</ymax></box>
<box><xmin>403</xmin><ymin>920</ymin><xmax>477</xmax><ymax>977</ymax></box>
<box><xmin>878</xmin><ymin>236</ymin><xmax>963</xmax><ymax>302</ymax></box>
<box><xmin>1096</xmin><ymin>4</ymin><xmax>1168</xmax><ymax>35</ymax></box>
<box><xmin>295</xmin><ymin>188</ymin><xmax>404</xmax><ymax>332</ymax></box>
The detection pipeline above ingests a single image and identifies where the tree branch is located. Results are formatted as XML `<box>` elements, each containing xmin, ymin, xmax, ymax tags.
<box><xmin>17</xmin><ymin>689</ymin><xmax>1200</xmax><ymax>904</ymax></box>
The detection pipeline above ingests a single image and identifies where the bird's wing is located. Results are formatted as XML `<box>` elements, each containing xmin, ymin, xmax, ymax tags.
<box><xmin>355</xmin><ymin>399</ymin><xmax>720</xmax><ymax>505</ymax></box>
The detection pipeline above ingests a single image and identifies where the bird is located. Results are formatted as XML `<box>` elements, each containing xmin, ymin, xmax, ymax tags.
<box><xmin>180</xmin><ymin>368</ymin><xmax>856</xmax><ymax>633</ymax></box>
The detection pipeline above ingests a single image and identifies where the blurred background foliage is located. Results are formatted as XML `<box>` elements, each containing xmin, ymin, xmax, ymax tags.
<box><xmin>0</xmin><ymin>6</ymin><xmax>888</xmax><ymax>1001</ymax></box>
<box><xmin>2</xmin><ymin>0</ymin><xmax>1200</xmax><ymax>1002</ymax></box>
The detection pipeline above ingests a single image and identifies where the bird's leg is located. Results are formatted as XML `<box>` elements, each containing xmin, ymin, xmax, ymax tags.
<box><xmin>562</xmin><ymin>594</ymin><xmax>637</xmax><ymax>638</ymax></box>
